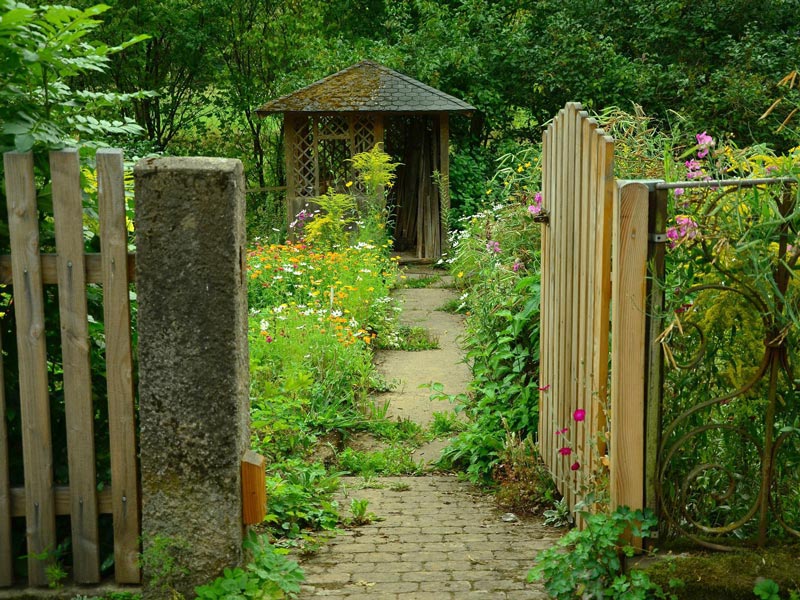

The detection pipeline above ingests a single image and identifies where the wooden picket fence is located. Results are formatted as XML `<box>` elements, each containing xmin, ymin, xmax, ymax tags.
<box><xmin>539</xmin><ymin>103</ymin><xmax>658</xmax><ymax>523</ymax></box>
<box><xmin>0</xmin><ymin>149</ymin><xmax>140</xmax><ymax>586</ymax></box>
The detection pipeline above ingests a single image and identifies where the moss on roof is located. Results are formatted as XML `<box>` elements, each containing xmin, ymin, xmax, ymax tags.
<box><xmin>255</xmin><ymin>60</ymin><xmax>475</xmax><ymax>115</ymax></box>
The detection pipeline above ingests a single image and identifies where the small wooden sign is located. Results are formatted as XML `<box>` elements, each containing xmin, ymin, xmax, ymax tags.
<box><xmin>241</xmin><ymin>451</ymin><xmax>267</xmax><ymax>525</ymax></box>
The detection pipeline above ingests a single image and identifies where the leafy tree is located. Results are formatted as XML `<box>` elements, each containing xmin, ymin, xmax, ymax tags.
<box><xmin>0</xmin><ymin>0</ymin><xmax>147</xmax><ymax>152</ymax></box>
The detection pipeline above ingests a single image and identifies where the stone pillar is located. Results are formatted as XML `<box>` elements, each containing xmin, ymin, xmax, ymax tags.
<box><xmin>134</xmin><ymin>158</ymin><xmax>249</xmax><ymax>599</ymax></box>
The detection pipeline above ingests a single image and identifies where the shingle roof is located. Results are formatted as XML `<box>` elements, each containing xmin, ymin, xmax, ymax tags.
<box><xmin>255</xmin><ymin>60</ymin><xmax>475</xmax><ymax>115</ymax></box>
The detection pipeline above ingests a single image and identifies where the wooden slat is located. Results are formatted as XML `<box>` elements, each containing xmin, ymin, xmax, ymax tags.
<box><xmin>10</xmin><ymin>487</ymin><xmax>114</xmax><ymax>517</ymax></box>
<box><xmin>51</xmin><ymin>149</ymin><xmax>101</xmax><ymax>583</ymax></box>
<box><xmin>0</xmin><ymin>253</ymin><xmax>136</xmax><ymax>285</ymax></box>
<box><xmin>574</xmin><ymin>112</ymin><xmax>590</xmax><ymax>521</ymax></box>
<box><xmin>552</xmin><ymin>108</ymin><xmax>564</xmax><ymax>492</ymax></box>
<box><xmin>581</xmin><ymin>117</ymin><xmax>596</xmax><ymax>478</ymax></box>
<box><xmin>563</xmin><ymin>104</ymin><xmax>577</xmax><ymax>509</ymax></box>
<box><xmin>593</xmin><ymin>132</ymin><xmax>614</xmax><ymax>457</ymax></box>
<box><xmin>96</xmin><ymin>149</ymin><xmax>140</xmax><ymax>584</ymax></box>
<box><xmin>0</xmin><ymin>326</ymin><xmax>12</xmax><ymax>586</ymax></box>
<box><xmin>539</xmin><ymin>127</ymin><xmax>551</xmax><ymax>465</ymax></box>
<box><xmin>610</xmin><ymin>182</ymin><xmax>649</xmax><ymax>520</ymax></box>
<box><xmin>4</xmin><ymin>151</ymin><xmax>56</xmax><ymax>587</ymax></box>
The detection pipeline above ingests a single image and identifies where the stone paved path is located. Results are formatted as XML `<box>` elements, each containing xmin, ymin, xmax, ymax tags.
<box><xmin>297</xmin><ymin>268</ymin><xmax>560</xmax><ymax>598</ymax></box>
<box><xmin>298</xmin><ymin>476</ymin><xmax>559</xmax><ymax>598</ymax></box>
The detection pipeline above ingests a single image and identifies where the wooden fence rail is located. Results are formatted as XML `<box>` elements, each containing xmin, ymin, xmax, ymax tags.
<box><xmin>1</xmin><ymin>149</ymin><xmax>140</xmax><ymax>587</ymax></box>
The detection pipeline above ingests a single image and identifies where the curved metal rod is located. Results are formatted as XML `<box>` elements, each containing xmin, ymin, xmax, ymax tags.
<box><xmin>679</xmin><ymin>462</ymin><xmax>760</xmax><ymax>534</ymax></box>
<box><xmin>769</xmin><ymin>431</ymin><xmax>800</xmax><ymax>538</ymax></box>
<box><xmin>658</xmin><ymin>424</ymin><xmax>763</xmax><ymax>549</ymax></box>
<box><xmin>685</xmin><ymin>284</ymin><xmax>770</xmax><ymax>327</ymax></box>
<box><xmin>667</xmin><ymin>321</ymin><xmax>707</xmax><ymax>370</ymax></box>
<box><xmin>660</xmin><ymin>349</ymin><xmax>772</xmax><ymax>450</ymax></box>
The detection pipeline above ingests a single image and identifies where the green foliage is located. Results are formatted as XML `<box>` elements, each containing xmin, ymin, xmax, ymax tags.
<box><xmin>264</xmin><ymin>461</ymin><xmax>342</xmax><ymax>538</ymax></box>
<box><xmin>139</xmin><ymin>536</ymin><xmax>191</xmax><ymax>597</ymax></box>
<box><xmin>375</xmin><ymin>325</ymin><xmax>439</xmax><ymax>351</ymax></box>
<box><xmin>347</xmin><ymin>498</ymin><xmax>375</xmax><ymax>526</ymax></box>
<box><xmin>0</xmin><ymin>1</ymin><xmax>148</xmax><ymax>152</ymax></box>
<box><xmin>529</xmin><ymin>507</ymin><xmax>680</xmax><ymax>600</ymax></box>
<box><xmin>348</xmin><ymin>143</ymin><xmax>399</xmax><ymax>203</ymax></box>
<box><xmin>493</xmin><ymin>433</ymin><xmax>557</xmax><ymax>515</ymax></box>
<box><xmin>542</xmin><ymin>499</ymin><xmax>571</xmax><ymax>528</ymax></box>
<box><xmin>429</xmin><ymin>411</ymin><xmax>468</xmax><ymax>437</ymax></box>
<box><xmin>336</xmin><ymin>445</ymin><xmax>423</xmax><ymax>477</ymax></box>
<box><xmin>755</xmin><ymin>579</ymin><xmax>782</xmax><ymax>600</ymax></box>
<box><xmin>303</xmin><ymin>190</ymin><xmax>357</xmax><ymax>251</ymax></box>
<box><xmin>195</xmin><ymin>533</ymin><xmax>304</xmax><ymax>600</ymax></box>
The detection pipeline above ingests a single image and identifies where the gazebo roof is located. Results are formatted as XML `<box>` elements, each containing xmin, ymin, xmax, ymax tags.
<box><xmin>255</xmin><ymin>60</ymin><xmax>475</xmax><ymax>116</ymax></box>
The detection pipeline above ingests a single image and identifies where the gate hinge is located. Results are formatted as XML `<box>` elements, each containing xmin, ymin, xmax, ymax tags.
<box><xmin>533</xmin><ymin>210</ymin><xmax>550</xmax><ymax>225</ymax></box>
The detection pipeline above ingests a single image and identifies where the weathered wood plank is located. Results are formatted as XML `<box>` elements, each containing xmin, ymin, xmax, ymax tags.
<box><xmin>4</xmin><ymin>151</ymin><xmax>56</xmax><ymax>587</ymax></box>
<box><xmin>593</xmin><ymin>132</ymin><xmax>614</xmax><ymax>458</ymax></box>
<box><xmin>10</xmin><ymin>486</ymin><xmax>113</xmax><ymax>517</ymax></box>
<box><xmin>610</xmin><ymin>182</ymin><xmax>649</xmax><ymax>523</ymax></box>
<box><xmin>539</xmin><ymin>126</ymin><xmax>551</xmax><ymax>472</ymax></box>
<box><xmin>573</xmin><ymin>112</ymin><xmax>590</xmax><ymax>521</ymax></box>
<box><xmin>0</xmin><ymin>253</ymin><xmax>135</xmax><ymax>285</ymax></box>
<box><xmin>0</xmin><ymin>326</ymin><xmax>12</xmax><ymax>586</ymax></box>
<box><xmin>96</xmin><ymin>149</ymin><xmax>140</xmax><ymax>584</ymax></box>
<box><xmin>51</xmin><ymin>149</ymin><xmax>101</xmax><ymax>583</ymax></box>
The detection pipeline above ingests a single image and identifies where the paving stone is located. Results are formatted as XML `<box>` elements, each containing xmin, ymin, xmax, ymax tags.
<box><xmin>296</xmin><ymin>476</ymin><xmax>561</xmax><ymax>598</ymax></box>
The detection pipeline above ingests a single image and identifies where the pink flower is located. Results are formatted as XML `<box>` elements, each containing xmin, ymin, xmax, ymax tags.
<box><xmin>673</xmin><ymin>188</ymin><xmax>684</xmax><ymax>197</ymax></box>
<box><xmin>528</xmin><ymin>191</ymin><xmax>543</xmax><ymax>215</ymax></box>
<box><xmin>570</xmin><ymin>461</ymin><xmax>581</xmax><ymax>471</ymax></box>
<box><xmin>512</xmin><ymin>260</ymin><xmax>522</xmax><ymax>272</ymax></box>
<box><xmin>555</xmin><ymin>427</ymin><xmax>569</xmax><ymax>435</ymax></box>
<box><xmin>486</xmin><ymin>240</ymin><xmax>501</xmax><ymax>254</ymax></box>
<box><xmin>559</xmin><ymin>447</ymin><xmax>572</xmax><ymax>456</ymax></box>
<box><xmin>696</xmin><ymin>132</ymin><xmax>714</xmax><ymax>158</ymax></box>
<box><xmin>573</xmin><ymin>409</ymin><xmax>586</xmax><ymax>422</ymax></box>
<box><xmin>538</xmin><ymin>384</ymin><xmax>551</xmax><ymax>391</ymax></box>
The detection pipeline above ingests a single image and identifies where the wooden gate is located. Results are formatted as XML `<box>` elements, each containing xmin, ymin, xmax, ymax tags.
<box><xmin>538</xmin><ymin>103</ymin><xmax>614</xmax><ymax>515</ymax></box>
<box><xmin>0</xmin><ymin>149</ymin><xmax>140</xmax><ymax>586</ymax></box>
<box><xmin>539</xmin><ymin>103</ymin><xmax>656</xmax><ymax>521</ymax></box>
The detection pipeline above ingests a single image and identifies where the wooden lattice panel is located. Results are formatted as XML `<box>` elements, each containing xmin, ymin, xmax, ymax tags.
<box><xmin>318</xmin><ymin>115</ymin><xmax>348</xmax><ymax>138</ymax></box>
<box><xmin>292</xmin><ymin>118</ymin><xmax>315</xmax><ymax>198</ymax></box>
<box><xmin>354</xmin><ymin>116</ymin><xmax>375</xmax><ymax>154</ymax></box>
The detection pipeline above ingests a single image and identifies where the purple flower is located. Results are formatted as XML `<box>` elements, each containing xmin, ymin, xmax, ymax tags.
<box><xmin>512</xmin><ymin>260</ymin><xmax>522</xmax><ymax>272</ymax></box>
<box><xmin>674</xmin><ymin>187</ymin><xmax>684</xmax><ymax>197</ymax></box>
<box><xmin>486</xmin><ymin>240</ymin><xmax>501</xmax><ymax>254</ymax></box>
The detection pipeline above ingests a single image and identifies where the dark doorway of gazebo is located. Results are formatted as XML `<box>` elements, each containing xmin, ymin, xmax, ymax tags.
<box><xmin>385</xmin><ymin>115</ymin><xmax>445</xmax><ymax>260</ymax></box>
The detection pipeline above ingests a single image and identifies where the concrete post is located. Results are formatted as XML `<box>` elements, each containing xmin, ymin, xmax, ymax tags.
<box><xmin>134</xmin><ymin>157</ymin><xmax>249</xmax><ymax>599</ymax></box>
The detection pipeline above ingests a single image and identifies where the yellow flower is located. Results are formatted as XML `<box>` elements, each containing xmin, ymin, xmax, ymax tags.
<box><xmin>517</xmin><ymin>165</ymin><xmax>524</xmax><ymax>173</ymax></box>
<box><xmin>486</xmin><ymin>189</ymin><xmax>492</xmax><ymax>195</ymax></box>
<box><xmin>345</xmin><ymin>181</ymin><xmax>353</xmax><ymax>188</ymax></box>
<box><xmin>525</xmin><ymin>162</ymin><xmax>531</xmax><ymax>168</ymax></box>
<box><xmin>457</xmin><ymin>272</ymin><xmax>464</xmax><ymax>278</ymax></box>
